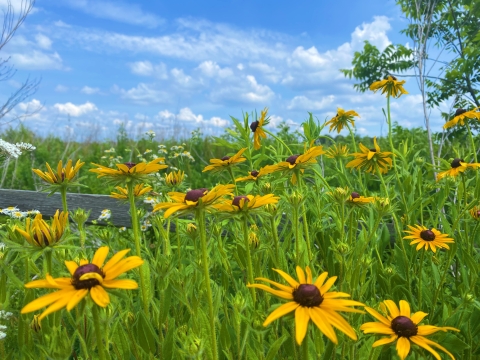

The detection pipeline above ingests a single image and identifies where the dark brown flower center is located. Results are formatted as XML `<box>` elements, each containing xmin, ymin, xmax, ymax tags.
<box><xmin>286</xmin><ymin>154</ymin><xmax>300</xmax><ymax>165</ymax></box>
<box><xmin>221</xmin><ymin>156</ymin><xmax>231</xmax><ymax>161</ymax></box>
<box><xmin>250</xmin><ymin>121</ymin><xmax>259</xmax><ymax>132</ymax></box>
<box><xmin>451</xmin><ymin>158</ymin><xmax>463</xmax><ymax>168</ymax></box>
<box><xmin>369</xmin><ymin>148</ymin><xmax>377</xmax><ymax>152</ymax></box>
<box><xmin>124</xmin><ymin>162</ymin><xmax>136</xmax><ymax>169</ymax></box>
<box><xmin>351</xmin><ymin>192</ymin><xmax>360</xmax><ymax>199</ymax></box>
<box><xmin>391</xmin><ymin>316</ymin><xmax>418</xmax><ymax>338</ymax></box>
<box><xmin>420</xmin><ymin>229</ymin><xmax>436</xmax><ymax>241</ymax></box>
<box><xmin>232</xmin><ymin>195</ymin><xmax>249</xmax><ymax>207</ymax></box>
<box><xmin>250</xmin><ymin>170</ymin><xmax>259</xmax><ymax>177</ymax></box>
<box><xmin>292</xmin><ymin>284</ymin><xmax>323</xmax><ymax>307</ymax></box>
<box><xmin>389</xmin><ymin>75</ymin><xmax>397</xmax><ymax>81</ymax></box>
<box><xmin>455</xmin><ymin>108</ymin><xmax>466</xmax><ymax>116</ymax></box>
<box><xmin>476</xmin><ymin>211</ymin><xmax>480</xmax><ymax>217</ymax></box>
<box><xmin>185</xmin><ymin>188</ymin><xmax>208</xmax><ymax>202</ymax></box>
<box><xmin>72</xmin><ymin>264</ymin><xmax>104</xmax><ymax>290</ymax></box>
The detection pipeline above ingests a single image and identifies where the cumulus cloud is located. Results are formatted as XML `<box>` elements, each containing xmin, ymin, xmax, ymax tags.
<box><xmin>9</xmin><ymin>50</ymin><xmax>63</xmax><ymax>70</ymax></box>
<box><xmin>81</xmin><ymin>86</ymin><xmax>100</xmax><ymax>94</ymax></box>
<box><xmin>157</xmin><ymin>107</ymin><xmax>229</xmax><ymax>127</ymax></box>
<box><xmin>112</xmin><ymin>83</ymin><xmax>171</xmax><ymax>105</ymax></box>
<box><xmin>129</xmin><ymin>61</ymin><xmax>168</xmax><ymax>79</ymax></box>
<box><xmin>35</xmin><ymin>34</ymin><xmax>52</xmax><ymax>50</ymax></box>
<box><xmin>53</xmin><ymin>101</ymin><xmax>98</xmax><ymax>117</ymax></box>
<box><xmin>197</xmin><ymin>61</ymin><xmax>233</xmax><ymax>79</ymax></box>
<box><xmin>287</xmin><ymin>95</ymin><xmax>335</xmax><ymax>110</ymax></box>
<box><xmin>55</xmin><ymin>85</ymin><xmax>69</xmax><ymax>92</ymax></box>
<box><xmin>210</xmin><ymin>75</ymin><xmax>274</xmax><ymax>104</ymax></box>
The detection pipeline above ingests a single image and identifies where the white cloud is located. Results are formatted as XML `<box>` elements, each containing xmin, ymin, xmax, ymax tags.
<box><xmin>53</xmin><ymin>101</ymin><xmax>98</xmax><ymax>117</ymax></box>
<box><xmin>81</xmin><ymin>86</ymin><xmax>100</xmax><ymax>94</ymax></box>
<box><xmin>65</xmin><ymin>0</ymin><xmax>163</xmax><ymax>28</ymax></box>
<box><xmin>9</xmin><ymin>50</ymin><xmax>63</xmax><ymax>70</ymax></box>
<box><xmin>35</xmin><ymin>34</ymin><xmax>52</xmax><ymax>50</ymax></box>
<box><xmin>197</xmin><ymin>61</ymin><xmax>233</xmax><ymax>79</ymax></box>
<box><xmin>287</xmin><ymin>95</ymin><xmax>335</xmax><ymax>110</ymax></box>
<box><xmin>129</xmin><ymin>61</ymin><xmax>168</xmax><ymax>79</ymax></box>
<box><xmin>170</xmin><ymin>68</ymin><xmax>197</xmax><ymax>88</ymax></box>
<box><xmin>112</xmin><ymin>83</ymin><xmax>171</xmax><ymax>105</ymax></box>
<box><xmin>350</xmin><ymin>16</ymin><xmax>391</xmax><ymax>52</ymax></box>
<box><xmin>157</xmin><ymin>107</ymin><xmax>229</xmax><ymax>127</ymax></box>
<box><xmin>55</xmin><ymin>85</ymin><xmax>69</xmax><ymax>92</ymax></box>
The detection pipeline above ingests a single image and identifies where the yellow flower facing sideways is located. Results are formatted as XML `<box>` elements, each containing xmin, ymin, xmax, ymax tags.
<box><xmin>346</xmin><ymin>137</ymin><xmax>393</xmax><ymax>174</ymax></box>
<box><xmin>360</xmin><ymin>300</ymin><xmax>459</xmax><ymax>360</ymax></box>
<box><xmin>33</xmin><ymin>159</ymin><xmax>84</xmax><ymax>184</ymax></box>
<box><xmin>153</xmin><ymin>184</ymin><xmax>235</xmax><ymax>218</ymax></box>
<box><xmin>214</xmin><ymin>194</ymin><xmax>279</xmax><ymax>213</ymax></box>
<box><xmin>90</xmin><ymin>158</ymin><xmax>167</xmax><ymax>182</ymax></box>
<box><xmin>15</xmin><ymin>210</ymin><xmax>68</xmax><ymax>247</ymax></box>
<box><xmin>251</xmin><ymin>107</ymin><xmax>268</xmax><ymax>150</ymax></box>
<box><xmin>21</xmin><ymin>246</ymin><xmax>143</xmax><ymax>320</ymax></box>
<box><xmin>202</xmin><ymin>148</ymin><xmax>247</xmax><ymax>173</ymax></box>
<box><xmin>110</xmin><ymin>183</ymin><xmax>152</xmax><ymax>200</ymax></box>
<box><xmin>165</xmin><ymin>170</ymin><xmax>185</xmax><ymax>186</ymax></box>
<box><xmin>325</xmin><ymin>108</ymin><xmax>359</xmax><ymax>134</ymax></box>
<box><xmin>235</xmin><ymin>167</ymin><xmax>271</xmax><ymax>183</ymax></box>
<box><xmin>443</xmin><ymin>107</ymin><xmax>480</xmax><ymax>129</ymax></box>
<box><xmin>436</xmin><ymin>158</ymin><xmax>480</xmax><ymax>181</ymax></box>
<box><xmin>369</xmin><ymin>75</ymin><xmax>408</xmax><ymax>98</ymax></box>
<box><xmin>248</xmin><ymin>266</ymin><xmax>364</xmax><ymax>345</ymax></box>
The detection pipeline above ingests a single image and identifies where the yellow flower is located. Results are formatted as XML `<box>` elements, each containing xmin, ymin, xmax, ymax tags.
<box><xmin>346</xmin><ymin>191</ymin><xmax>374</xmax><ymax>206</ymax></box>
<box><xmin>202</xmin><ymin>148</ymin><xmax>247</xmax><ymax>173</ymax></box>
<box><xmin>469</xmin><ymin>206</ymin><xmax>480</xmax><ymax>220</ymax></box>
<box><xmin>153</xmin><ymin>184</ymin><xmax>235</xmax><ymax>218</ymax></box>
<box><xmin>21</xmin><ymin>246</ymin><xmax>143</xmax><ymax>320</ymax></box>
<box><xmin>90</xmin><ymin>158</ymin><xmax>167</xmax><ymax>182</ymax></box>
<box><xmin>15</xmin><ymin>210</ymin><xmax>68</xmax><ymax>247</ymax></box>
<box><xmin>403</xmin><ymin>225</ymin><xmax>454</xmax><ymax>253</ymax></box>
<box><xmin>214</xmin><ymin>194</ymin><xmax>279</xmax><ymax>213</ymax></box>
<box><xmin>235</xmin><ymin>167</ymin><xmax>270</xmax><ymax>182</ymax></box>
<box><xmin>369</xmin><ymin>75</ymin><xmax>408</xmax><ymax>98</ymax></box>
<box><xmin>325</xmin><ymin>144</ymin><xmax>350</xmax><ymax>159</ymax></box>
<box><xmin>346</xmin><ymin>137</ymin><xmax>393</xmax><ymax>174</ymax></box>
<box><xmin>247</xmin><ymin>266</ymin><xmax>364</xmax><ymax>345</ymax></box>
<box><xmin>110</xmin><ymin>183</ymin><xmax>152</xmax><ymax>199</ymax></box>
<box><xmin>251</xmin><ymin>107</ymin><xmax>268</xmax><ymax>150</ymax></box>
<box><xmin>33</xmin><ymin>159</ymin><xmax>84</xmax><ymax>184</ymax></box>
<box><xmin>165</xmin><ymin>170</ymin><xmax>185</xmax><ymax>186</ymax></box>
<box><xmin>325</xmin><ymin>108</ymin><xmax>359</xmax><ymax>134</ymax></box>
<box><xmin>436</xmin><ymin>158</ymin><xmax>480</xmax><ymax>181</ymax></box>
<box><xmin>263</xmin><ymin>146</ymin><xmax>325</xmax><ymax>184</ymax></box>
<box><xmin>360</xmin><ymin>300</ymin><xmax>459</xmax><ymax>360</ymax></box>
<box><xmin>443</xmin><ymin>108</ymin><xmax>480</xmax><ymax>129</ymax></box>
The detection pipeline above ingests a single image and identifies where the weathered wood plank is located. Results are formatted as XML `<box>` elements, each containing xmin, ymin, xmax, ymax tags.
<box><xmin>0</xmin><ymin>189</ymin><xmax>131</xmax><ymax>227</ymax></box>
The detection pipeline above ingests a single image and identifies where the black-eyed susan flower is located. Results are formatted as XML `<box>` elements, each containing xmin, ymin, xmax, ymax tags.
<box><xmin>33</xmin><ymin>159</ymin><xmax>84</xmax><ymax>185</ymax></box>
<box><xmin>436</xmin><ymin>158</ymin><xmax>480</xmax><ymax>181</ymax></box>
<box><xmin>251</xmin><ymin>107</ymin><xmax>268</xmax><ymax>150</ymax></box>
<box><xmin>153</xmin><ymin>184</ymin><xmax>235</xmax><ymax>218</ymax></box>
<box><xmin>247</xmin><ymin>266</ymin><xmax>364</xmax><ymax>345</ymax></box>
<box><xmin>469</xmin><ymin>206</ymin><xmax>480</xmax><ymax>220</ymax></box>
<box><xmin>369</xmin><ymin>75</ymin><xmax>408</xmax><ymax>98</ymax></box>
<box><xmin>214</xmin><ymin>194</ymin><xmax>279</xmax><ymax>213</ymax></box>
<box><xmin>110</xmin><ymin>183</ymin><xmax>152</xmax><ymax>200</ymax></box>
<box><xmin>235</xmin><ymin>167</ymin><xmax>271</xmax><ymax>183</ymax></box>
<box><xmin>21</xmin><ymin>246</ymin><xmax>143</xmax><ymax>320</ymax></box>
<box><xmin>360</xmin><ymin>300</ymin><xmax>459</xmax><ymax>360</ymax></box>
<box><xmin>443</xmin><ymin>108</ymin><xmax>480</xmax><ymax>129</ymax></box>
<box><xmin>202</xmin><ymin>148</ymin><xmax>247</xmax><ymax>173</ymax></box>
<box><xmin>346</xmin><ymin>192</ymin><xmax>374</xmax><ymax>206</ymax></box>
<box><xmin>165</xmin><ymin>170</ymin><xmax>185</xmax><ymax>186</ymax></box>
<box><xmin>325</xmin><ymin>144</ymin><xmax>350</xmax><ymax>159</ymax></box>
<box><xmin>403</xmin><ymin>225</ymin><xmax>454</xmax><ymax>253</ymax></box>
<box><xmin>346</xmin><ymin>137</ymin><xmax>393</xmax><ymax>174</ymax></box>
<box><xmin>90</xmin><ymin>158</ymin><xmax>167</xmax><ymax>183</ymax></box>
<box><xmin>325</xmin><ymin>108</ymin><xmax>359</xmax><ymax>134</ymax></box>
<box><xmin>15</xmin><ymin>210</ymin><xmax>68</xmax><ymax>247</ymax></box>
<box><xmin>263</xmin><ymin>146</ymin><xmax>325</xmax><ymax>184</ymax></box>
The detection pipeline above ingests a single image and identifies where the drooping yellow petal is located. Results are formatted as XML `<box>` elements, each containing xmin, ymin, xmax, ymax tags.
<box><xmin>364</xmin><ymin>307</ymin><xmax>391</xmax><ymax>326</ymax></box>
<box><xmin>372</xmin><ymin>335</ymin><xmax>397</xmax><ymax>347</ymax></box>
<box><xmin>253</xmin><ymin>277</ymin><xmax>293</xmax><ymax>293</ymax></box>
<box><xmin>309</xmin><ymin>307</ymin><xmax>338</xmax><ymax>344</ymax></box>
<box><xmin>295</xmin><ymin>306</ymin><xmax>310</xmax><ymax>345</ymax></box>
<box><xmin>263</xmin><ymin>302</ymin><xmax>299</xmax><ymax>327</ymax></box>
<box><xmin>102</xmin><ymin>249</ymin><xmax>131</xmax><ymax>273</ymax></box>
<box><xmin>90</xmin><ymin>285</ymin><xmax>110</xmax><ymax>307</ymax></box>
<box><xmin>66</xmin><ymin>289</ymin><xmax>89</xmax><ymax>311</ymax></box>
<box><xmin>324</xmin><ymin>309</ymin><xmax>357</xmax><ymax>340</ymax></box>
<box><xmin>246</xmin><ymin>284</ymin><xmax>293</xmax><ymax>300</ymax></box>
<box><xmin>273</xmin><ymin>268</ymin><xmax>300</xmax><ymax>288</ymax></box>
<box><xmin>396</xmin><ymin>337</ymin><xmax>411</xmax><ymax>360</ymax></box>
<box><xmin>104</xmin><ymin>257</ymin><xmax>144</xmax><ymax>281</ymax></box>
<box><xmin>21</xmin><ymin>288</ymin><xmax>76</xmax><ymax>314</ymax></box>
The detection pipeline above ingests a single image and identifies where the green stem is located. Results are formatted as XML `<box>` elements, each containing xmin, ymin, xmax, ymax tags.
<box><xmin>302</xmin><ymin>335</ymin><xmax>309</xmax><ymax>360</ymax></box>
<box><xmin>92</xmin><ymin>305</ymin><xmax>107</xmax><ymax>360</ymax></box>
<box><xmin>297</xmin><ymin>172</ymin><xmax>312</xmax><ymax>262</ymax></box>
<box><xmin>196</xmin><ymin>208</ymin><xmax>218</xmax><ymax>360</ymax></box>
<box><xmin>45</xmin><ymin>250</ymin><xmax>53</xmax><ymax>276</ymax></box>
<box><xmin>393</xmin><ymin>214</ymin><xmax>412</xmax><ymax>294</ymax></box>
<box><xmin>293</xmin><ymin>204</ymin><xmax>301</xmax><ymax>265</ymax></box>
<box><xmin>60</xmin><ymin>186</ymin><xmax>68</xmax><ymax>214</ymax></box>
<box><xmin>418</xmin><ymin>250</ymin><xmax>425</xmax><ymax>308</ymax></box>
<box><xmin>263</xmin><ymin>129</ymin><xmax>293</xmax><ymax>155</ymax></box>
<box><xmin>165</xmin><ymin>218</ymin><xmax>171</xmax><ymax>256</ymax></box>
<box><xmin>175</xmin><ymin>219</ymin><xmax>182</xmax><ymax>271</ymax></box>
<box><xmin>346</xmin><ymin>123</ymin><xmax>363</xmax><ymax>189</ymax></box>
<box><xmin>376</xmin><ymin>166</ymin><xmax>388</xmax><ymax>196</ymax></box>
<box><xmin>228</xmin><ymin>167</ymin><xmax>238</xmax><ymax>195</ymax></box>
<box><xmin>270</xmin><ymin>215</ymin><xmax>280</xmax><ymax>266</ymax></box>
<box><xmin>242</xmin><ymin>215</ymin><xmax>256</xmax><ymax>302</ymax></box>
<box><xmin>432</xmin><ymin>250</ymin><xmax>455</xmax><ymax>316</ymax></box>
<box><xmin>126</xmin><ymin>181</ymin><xmax>149</xmax><ymax>314</ymax></box>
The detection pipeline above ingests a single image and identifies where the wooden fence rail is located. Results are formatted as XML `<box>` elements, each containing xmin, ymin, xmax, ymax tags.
<box><xmin>0</xmin><ymin>189</ymin><xmax>131</xmax><ymax>227</ymax></box>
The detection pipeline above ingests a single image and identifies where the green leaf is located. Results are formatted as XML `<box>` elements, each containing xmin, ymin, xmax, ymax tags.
<box><xmin>265</xmin><ymin>334</ymin><xmax>289</xmax><ymax>360</ymax></box>
<box><xmin>135</xmin><ymin>310</ymin><xmax>158</xmax><ymax>355</ymax></box>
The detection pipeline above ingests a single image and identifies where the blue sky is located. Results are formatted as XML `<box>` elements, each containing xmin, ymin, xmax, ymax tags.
<box><xmin>0</xmin><ymin>0</ymin><xmax>447</xmax><ymax>141</ymax></box>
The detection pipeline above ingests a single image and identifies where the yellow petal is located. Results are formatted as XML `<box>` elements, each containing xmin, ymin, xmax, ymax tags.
<box><xmin>309</xmin><ymin>307</ymin><xmax>337</xmax><ymax>344</ymax></box>
<box><xmin>364</xmin><ymin>307</ymin><xmax>391</xmax><ymax>326</ymax></box>
<box><xmin>324</xmin><ymin>309</ymin><xmax>357</xmax><ymax>340</ymax></box>
<box><xmin>305</xmin><ymin>267</ymin><xmax>313</xmax><ymax>284</ymax></box>
<box><xmin>383</xmin><ymin>300</ymin><xmax>400</xmax><ymax>318</ymax></box>
<box><xmin>90</xmin><ymin>286</ymin><xmax>110</xmax><ymax>307</ymax></box>
<box><xmin>399</xmin><ymin>300</ymin><xmax>410</xmax><ymax>318</ymax></box>
<box><xmin>92</xmin><ymin>246</ymin><xmax>110</xmax><ymax>268</ymax></box>
<box><xmin>21</xmin><ymin>288</ymin><xmax>76</xmax><ymax>314</ymax></box>
<box><xmin>319</xmin><ymin>276</ymin><xmax>337</xmax><ymax>294</ymax></box>
<box><xmin>66</xmin><ymin>289</ymin><xmax>88</xmax><ymax>311</ymax></box>
<box><xmin>314</xmin><ymin>272</ymin><xmax>328</xmax><ymax>288</ymax></box>
<box><xmin>263</xmin><ymin>302</ymin><xmax>299</xmax><ymax>327</ymax></box>
<box><xmin>396</xmin><ymin>337</ymin><xmax>411</xmax><ymax>360</ymax></box>
<box><xmin>102</xmin><ymin>279</ymin><xmax>139</xmax><ymax>289</ymax></box>
<box><xmin>372</xmin><ymin>335</ymin><xmax>397</xmax><ymax>347</ymax></box>
<box><xmin>104</xmin><ymin>257</ymin><xmax>144</xmax><ymax>281</ymax></box>
<box><xmin>253</xmin><ymin>277</ymin><xmax>292</xmax><ymax>293</ymax></box>
<box><xmin>295</xmin><ymin>306</ymin><xmax>310</xmax><ymax>345</ymax></box>
<box><xmin>103</xmin><ymin>249</ymin><xmax>131</xmax><ymax>273</ymax></box>
<box><xmin>296</xmin><ymin>266</ymin><xmax>306</xmax><ymax>284</ymax></box>
<box><xmin>247</xmin><ymin>284</ymin><xmax>293</xmax><ymax>300</ymax></box>
<box><xmin>273</xmin><ymin>268</ymin><xmax>300</xmax><ymax>288</ymax></box>
<box><xmin>38</xmin><ymin>295</ymin><xmax>72</xmax><ymax>320</ymax></box>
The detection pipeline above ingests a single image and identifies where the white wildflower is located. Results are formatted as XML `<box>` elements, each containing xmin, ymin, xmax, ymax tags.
<box><xmin>0</xmin><ymin>139</ymin><xmax>21</xmax><ymax>158</ymax></box>
<box><xmin>97</xmin><ymin>209</ymin><xmax>111</xmax><ymax>221</ymax></box>
<box><xmin>15</xmin><ymin>142</ymin><xmax>36</xmax><ymax>151</ymax></box>
<box><xmin>119</xmin><ymin>227</ymin><xmax>127</xmax><ymax>232</ymax></box>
